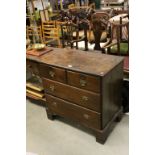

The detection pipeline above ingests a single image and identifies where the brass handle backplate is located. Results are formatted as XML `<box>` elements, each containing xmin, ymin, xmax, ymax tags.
<box><xmin>83</xmin><ymin>114</ymin><xmax>89</xmax><ymax>119</ymax></box>
<box><xmin>49</xmin><ymin>70</ymin><xmax>55</xmax><ymax>78</ymax></box>
<box><xmin>50</xmin><ymin>85</ymin><xmax>55</xmax><ymax>92</ymax></box>
<box><xmin>52</xmin><ymin>102</ymin><xmax>57</xmax><ymax>107</ymax></box>
<box><xmin>82</xmin><ymin>96</ymin><xmax>88</xmax><ymax>101</ymax></box>
<box><xmin>80</xmin><ymin>79</ymin><xmax>87</xmax><ymax>87</ymax></box>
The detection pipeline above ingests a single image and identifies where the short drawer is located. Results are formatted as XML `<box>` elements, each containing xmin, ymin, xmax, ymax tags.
<box><xmin>43</xmin><ymin>78</ymin><xmax>101</xmax><ymax>112</ymax></box>
<box><xmin>39</xmin><ymin>64</ymin><xmax>66</xmax><ymax>83</ymax></box>
<box><xmin>67</xmin><ymin>71</ymin><xmax>100</xmax><ymax>93</ymax></box>
<box><xmin>26</xmin><ymin>60</ymin><xmax>39</xmax><ymax>76</ymax></box>
<box><xmin>45</xmin><ymin>94</ymin><xmax>101</xmax><ymax>130</ymax></box>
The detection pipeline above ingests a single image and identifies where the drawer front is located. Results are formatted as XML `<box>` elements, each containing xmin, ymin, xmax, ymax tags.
<box><xmin>46</xmin><ymin>94</ymin><xmax>101</xmax><ymax>129</ymax></box>
<box><xmin>39</xmin><ymin>64</ymin><xmax>66</xmax><ymax>83</ymax></box>
<box><xmin>43</xmin><ymin>78</ymin><xmax>101</xmax><ymax>112</ymax></box>
<box><xmin>67</xmin><ymin>71</ymin><xmax>100</xmax><ymax>93</ymax></box>
<box><xmin>26</xmin><ymin>60</ymin><xmax>39</xmax><ymax>75</ymax></box>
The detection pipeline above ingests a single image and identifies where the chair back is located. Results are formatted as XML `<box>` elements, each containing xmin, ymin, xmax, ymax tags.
<box><xmin>40</xmin><ymin>9</ymin><xmax>49</xmax><ymax>22</ymax></box>
<box><xmin>90</xmin><ymin>12</ymin><xmax>110</xmax><ymax>50</ymax></box>
<box><xmin>61</xmin><ymin>22</ymin><xmax>79</xmax><ymax>48</ymax></box>
<box><xmin>26</xmin><ymin>26</ymin><xmax>43</xmax><ymax>44</ymax></box>
<box><xmin>42</xmin><ymin>21</ymin><xmax>61</xmax><ymax>46</ymax></box>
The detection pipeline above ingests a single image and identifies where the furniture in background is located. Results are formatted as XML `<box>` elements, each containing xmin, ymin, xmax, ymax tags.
<box><xmin>42</xmin><ymin>21</ymin><xmax>61</xmax><ymax>47</ymax></box>
<box><xmin>61</xmin><ymin>22</ymin><xmax>85</xmax><ymax>49</ymax></box>
<box><xmin>104</xmin><ymin>13</ymin><xmax>129</xmax><ymax>56</ymax></box>
<box><xmin>102</xmin><ymin>13</ymin><xmax>129</xmax><ymax>81</ymax></box>
<box><xmin>40</xmin><ymin>9</ymin><xmax>50</xmax><ymax>22</ymax></box>
<box><xmin>27</xmin><ymin>48</ymin><xmax>124</xmax><ymax>144</ymax></box>
<box><xmin>55</xmin><ymin>21</ymin><xmax>67</xmax><ymax>38</ymax></box>
<box><xmin>90</xmin><ymin>12</ymin><xmax>111</xmax><ymax>50</ymax></box>
<box><xmin>26</xmin><ymin>26</ymin><xmax>44</xmax><ymax>44</ymax></box>
<box><xmin>101</xmin><ymin>0</ymin><xmax>125</xmax><ymax>9</ymax></box>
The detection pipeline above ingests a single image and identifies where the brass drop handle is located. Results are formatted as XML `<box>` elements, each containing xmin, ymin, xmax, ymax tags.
<box><xmin>50</xmin><ymin>85</ymin><xmax>55</xmax><ymax>92</ymax></box>
<box><xmin>52</xmin><ymin>102</ymin><xmax>57</xmax><ymax>107</ymax></box>
<box><xmin>49</xmin><ymin>70</ymin><xmax>55</xmax><ymax>77</ymax></box>
<box><xmin>82</xmin><ymin>96</ymin><xmax>88</xmax><ymax>101</ymax></box>
<box><xmin>80</xmin><ymin>79</ymin><xmax>87</xmax><ymax>87</ymax></box>
<box><xmin>83</xmin><ymin>114</ymin><xmax>90</xmax><ymax>119</ymax></box>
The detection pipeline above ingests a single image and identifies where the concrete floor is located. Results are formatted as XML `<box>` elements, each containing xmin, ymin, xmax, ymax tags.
<box><xmin>26</xmin><ymin>99</ymin><xmax>129</xmax><ymax>155</ymax></box>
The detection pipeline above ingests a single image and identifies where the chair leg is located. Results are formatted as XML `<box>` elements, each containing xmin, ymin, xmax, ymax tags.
<box><xmin>76</xmin><ymin>42</ymin><xmax>78</xmax><ymax>49</ymax></box>
<box><xmin>57</xmin><ymin>39</ymin><xmax>61</xmax><ymax>48</ymax></box>
<box><xmin>70</xmin><ymin>42</ymin><xmax>72</xmax><ymax>48</ymax></box>
<box><xmin>102</xmin><ymin>48</ymin><xmax>106</xmax><ymax>53</ymax></box>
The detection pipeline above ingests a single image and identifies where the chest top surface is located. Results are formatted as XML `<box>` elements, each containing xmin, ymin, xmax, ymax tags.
<box><xmin>27</xmin><ymin>48</ymin><xmax>124</xmax><ymax>76</ymax></box>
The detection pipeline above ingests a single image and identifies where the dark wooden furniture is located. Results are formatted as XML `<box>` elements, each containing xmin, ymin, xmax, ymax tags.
<box><xmin>104</xmin><ymin>13</ymin><xmax>129</xmax><ymax>55</ymax></box>
<box><xmin>26</xmin><ymin>48</ymin><xmax>124</xmax><ymax>144</ymax></box>
<box><xmin>60</xmin><ymin>21</ymin><xmax>88</xmax><ymax>51</ymax></box>
<box><xmin>90</xmin><ymin>12</ymin><xmax>110</xmax><ymax>51</ymax></box>
<box><xmin>102</xmin><ymin>14</ymin><xmax>129</xmax><ymax>80</ymax></box>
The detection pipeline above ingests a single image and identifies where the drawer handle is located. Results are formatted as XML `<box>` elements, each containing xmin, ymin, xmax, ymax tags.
<box><xmin>49</xmin><ymin>71</ymin><xmax>55</xmax><ymax>77</ymax></box>
<box><xmin>82</xmin><ymin>96</ymin><xmax>88</xmax><ymax>101</ymax></box>
<box><xmin>80</xmin><ymin>79</ymin><xmax>87</xmax><ymax>87</ymax></box>
<box><xmin>52</xmin><ymin>102</ymin><xmax>57</xmax><ymax>107</ymax></box>
<box><xmin>49</xmin><ymin>85</ymin><xmax>55</xmax><ymax>92</ymax></box>
<box><xmin>83</xmin><ymin>114</ymin><xmax>90</xmax><ymax>119</ymax></box>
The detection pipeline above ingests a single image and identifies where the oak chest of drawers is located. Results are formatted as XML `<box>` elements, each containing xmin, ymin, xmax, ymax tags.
<box><xmin>27</xmin><ymin>48</ymin><xmax>124</xmax><ymax>144</ymax></box>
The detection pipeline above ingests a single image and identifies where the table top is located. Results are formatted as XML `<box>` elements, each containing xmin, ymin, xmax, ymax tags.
<box><xmin>109</xmin><ymin>14</ymin><xmax>128</xmax><ymax>25</ymax></box>
<box><xmin>27</xmin><ymin>48</ymin><xmax>124</xmax><ymax>76</ymax></box>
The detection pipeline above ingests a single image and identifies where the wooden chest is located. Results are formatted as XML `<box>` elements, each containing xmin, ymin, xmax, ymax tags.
<box><xmin>26</xmin><ymin>48</ymin><xmax>124</xmax><ymax>144</ymax></box>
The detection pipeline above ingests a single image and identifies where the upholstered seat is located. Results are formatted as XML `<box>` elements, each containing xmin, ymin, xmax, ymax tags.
<box><xmin>88</xmin><ymin>31</ymin><xmax>107</xmax><ymax>44</ymax></box>
<box><xmin>110</xmin><ymin>42</ymin><xmax>128</xmax><ymax>55</ymax></box>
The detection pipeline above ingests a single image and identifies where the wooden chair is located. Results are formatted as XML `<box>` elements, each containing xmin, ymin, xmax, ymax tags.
<box><xmin>102</xmin><ymin>14</ymin><xmax>129</xmax><ymax>78</ymax></box>
<box><xmin>60</xmin><ymin>22</ymin><xmax>85</xmax><ymax>49</ymax></box>
<box><xmin>88</xmin><ymin>12</ymin><xmax>111</xmax><ymax>50</ymax></box>
<box><xmin>68</xmin><ymin>3</ymin><xmax>75</xmax><ymax>9</ymax></box>
<box><xmin>40</xmin><ymin>9</ymin><xmax>50</xmax><ymax>23</ymax></box>
<box><xmin>55</xmin><ymin>21</ymin><xmax>67</xmax><ymax>38</ymax></box>
<box><xmin>42</xmin><ymin>21</ymin><xmax>61</xmax><ymax>47</ymax></box>
<box><xmin>102</xmin><ymin>14</ymin><xmax>129</xmax><ymax>56</ymax></box>
<box><xmin>103</xmin><ymin>0</ymin><xmax>125</xmax><ymax>9</ymax></box>
<box><xmin>26</xmin><ymin>26</ymin><xmax>43</xmax><ymax>44</ymax></box>
<box><xmin>89</xmin><ymin>2</ymin><xmax>95</xmax><ymax>9</ymax></box>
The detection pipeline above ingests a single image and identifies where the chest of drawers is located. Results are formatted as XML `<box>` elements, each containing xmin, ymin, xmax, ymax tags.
<box><xmin>27</xmin><ymin>48</ymin><xmax>124</xmax><ymax>144</ymax></box>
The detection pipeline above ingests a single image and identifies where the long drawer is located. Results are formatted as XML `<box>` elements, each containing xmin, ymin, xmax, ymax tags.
<box><xmin>45</xmin><ymin>94</ymin><xmax>101</xmax><ymax>129</ymax></box>
<box><xmin>39</xmin><ymin>64</ymin><xmax>66</xmax><ymax>83</ymax></box>
<box><xmin>67</xmin><ymin>71</ymin><xmax>100</xmax><ymax>93</ymax></box>
<box><xmin>43</xmin><ymin>78</ymin><xmax>101</xmax><ymax>112</ymax></box>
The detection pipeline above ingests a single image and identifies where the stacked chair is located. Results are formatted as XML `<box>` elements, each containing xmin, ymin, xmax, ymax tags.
<box><xmin>41</xmin><ymin>21</ymin><xmax>61</xmax><ymax>47</ymax></box>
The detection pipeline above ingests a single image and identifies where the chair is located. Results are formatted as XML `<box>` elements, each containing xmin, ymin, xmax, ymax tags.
<box><xmin>88</xmin><ymin>12</ymin><xmax>111</xmax><ymax>50</ymax></box>
<box><xmin>102</xmin><ymin>14</ymin><xmax>129</xmax><ymax>56</ymax></box>
<box><xmin>60</xmin><ymin>22</ymin><xmax>85</xmax><ymax>49</ymax></box>
<box><xmin>42</xmin><ymin>21</ymin><xmax>61</xmax><ymax>47</ymax></box>
<box><xmin>40</xmin><ymin>9</ymin><xmax>49</xmax><ymax>22</ymax></box>
<box><xmin>89</xmin><ymin>2</ymin><xmax>95</xmax><ymax>9</ymax></box>
<box><xmin>102</xmin><ymin>14</ymin><xmax>129</xmax><ymax>78</ymax></box>
<box><xmin>26</xmin><ymin>26</ymin><xmax>43</xmax><ymax>44</ymax></box>
<box><xmin>55</xmin><ymin>21</ymin><xmax>67</xmax><ymax>38</ymax></box>
<box><xmin>103</xmin><ymin>0</ymin><xmax>125</xmax><ymax>9</ymax></box>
